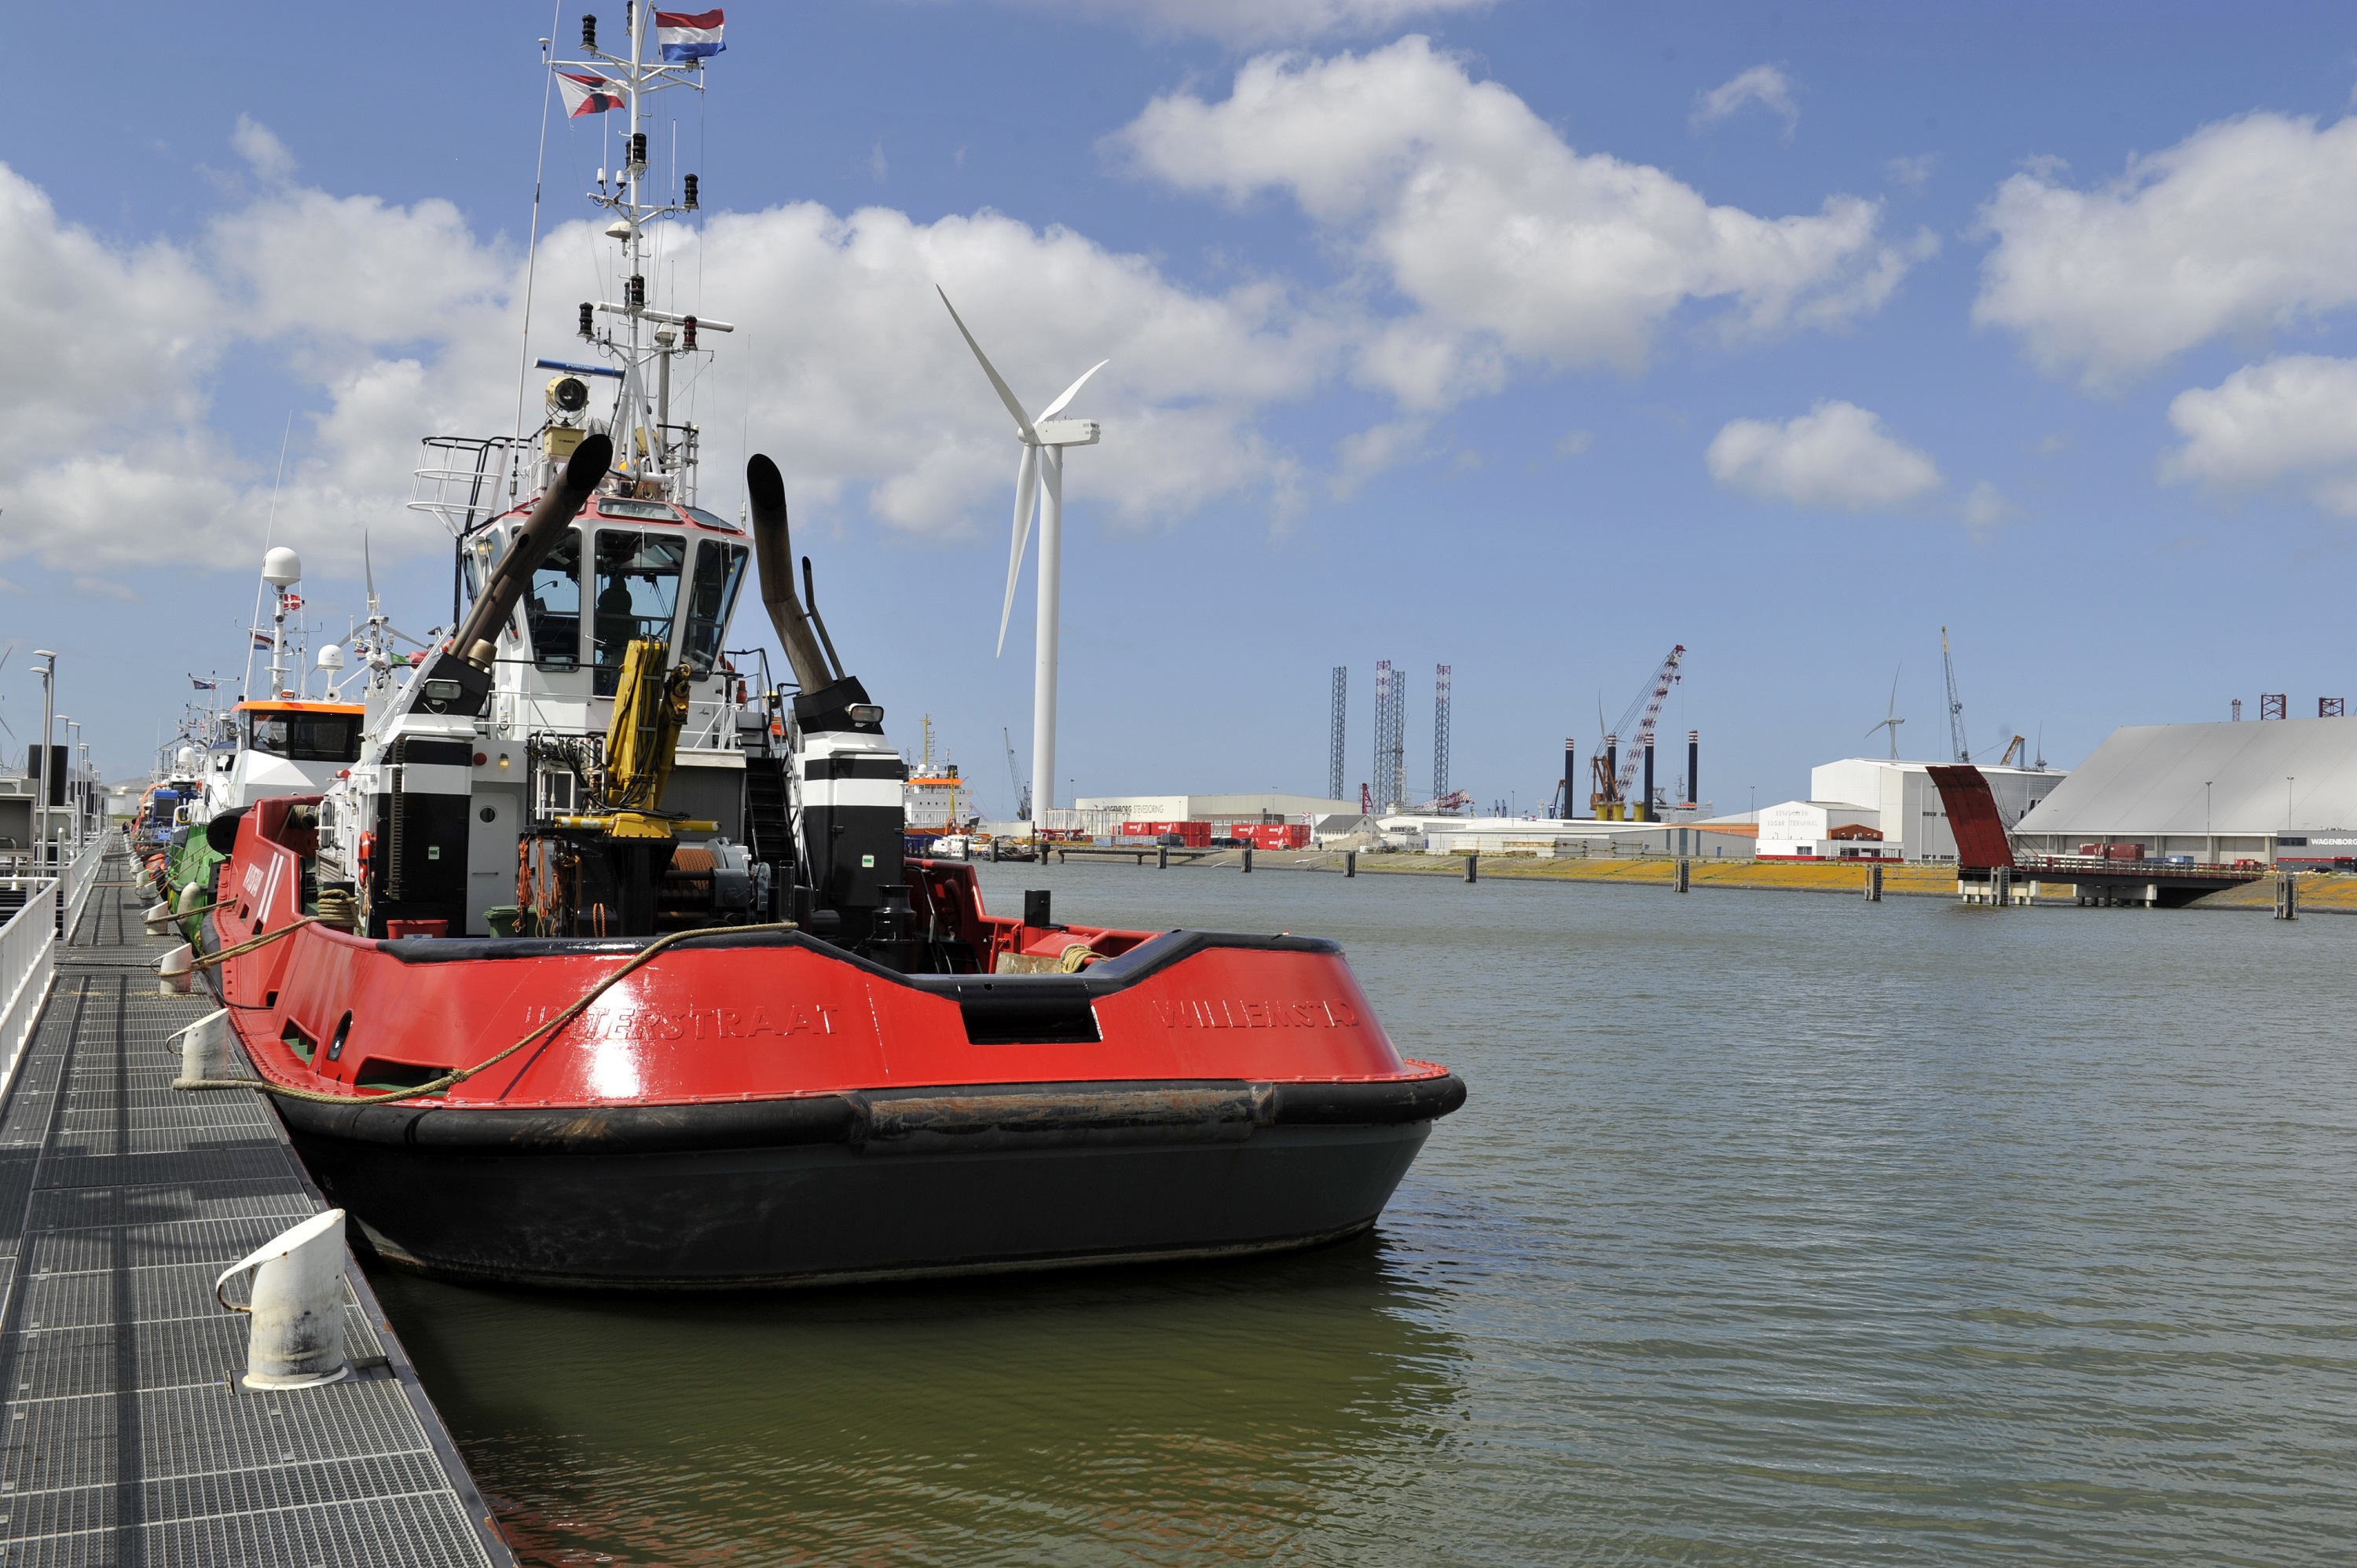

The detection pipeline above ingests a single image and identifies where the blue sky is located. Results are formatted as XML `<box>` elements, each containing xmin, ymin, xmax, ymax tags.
<box><xmin>9</xmin><ymin>1</ymin><xmax>2357</xmax><ymax>815</ymax></box>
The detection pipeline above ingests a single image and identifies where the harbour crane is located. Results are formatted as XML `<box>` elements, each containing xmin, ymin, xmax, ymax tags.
<box><xmin>1003</xmin><ymin>726</ymin><xmax>1029</xmax><ymax>821</ymax></box>
<box><xmin>1941</xmin><ymin>626</ymin><xmax>1970</xmax><ymax>764</ymax></box>
<box><xmin>1591</xmin><ymin>644</ymin><xmax>1685</xmax><ymax>819</ymax></box>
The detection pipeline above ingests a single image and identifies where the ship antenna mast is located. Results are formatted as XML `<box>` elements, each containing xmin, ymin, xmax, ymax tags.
<box><xmin>552</xmin><ymin>5</ymin><xmax>734</xmax><ymax>504</ymax></box>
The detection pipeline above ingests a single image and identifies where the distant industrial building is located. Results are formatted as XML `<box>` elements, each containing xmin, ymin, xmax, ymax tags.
<box><xmin>1755</xmin><ymin>799</ymin><xmax>1894</xmax><ymax>860</ymax></box>
<box><xmin>1373</xmin><ymin>811</ymin><xmax>1751</xmax><ymax>859</ymax></box>
<box><xmin>1074</xmin><ymin>792</ymin><xmax>1357</xmax><ymax>822</ymax></box>
<box><xmin>1746</xmin><ymin>760</ymin><xmax>2065</xmax><ymax>863</ymax></box>
<box><xmin>2013</xmin><ymin>718</ymin><xmax>2357</xmax><ymax>864</ymax></box>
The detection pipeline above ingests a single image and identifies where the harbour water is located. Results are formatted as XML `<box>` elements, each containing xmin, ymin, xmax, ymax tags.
<box><xmin>372</xmin><ymin>866</ymin><xmax>2357</xmax><ymax>1564</ymax></box>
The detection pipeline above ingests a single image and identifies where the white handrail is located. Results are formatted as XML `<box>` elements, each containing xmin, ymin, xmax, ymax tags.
<box><xmin>59</xmin><ymin>835</ymin><xmax>105</xmax><ymax>936</ymax></box>
<box><xmin>0</xmin><ymin>877</ymin><xmax>58</xmax><ymax>1100</ymax></box>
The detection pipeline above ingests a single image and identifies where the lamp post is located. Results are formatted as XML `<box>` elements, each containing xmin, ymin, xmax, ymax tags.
<box><xmin>31</xmin><ymin>653</ymin><xmax>55</xmax><ymax>870</ymax></box>
<box><xmin>2205</xmin><ymin>780</ymin><xmax>2212</xmax><ymax>863</ymax></box>
<box><xmin>53</xmin><ymin>719</ymin><xmax>75</xmax><ymax>858</ymax></box>
<box><xmin>64</xmin><ymin>720</ymin><xmax>82</xmax><ymax>854</ymax></box>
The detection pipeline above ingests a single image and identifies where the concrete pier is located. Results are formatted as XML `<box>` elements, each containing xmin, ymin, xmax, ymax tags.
<box><xmin>0</xmin><ymin>845</ymin><xmax>510</xmax><ymax>1566</ymax></box>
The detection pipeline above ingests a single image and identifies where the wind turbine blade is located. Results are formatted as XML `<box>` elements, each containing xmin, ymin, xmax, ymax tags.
<box><xmin>995</xmin><ymin>445</ymin><xmax>1039</xmax><ymax>658</ymax></box>
<box><xmin>1038</xmin><ymin>359</ymin><xmax>1109</xmax><ymax>422</ymax></box>
<box><xmin>1886</xmin><ymin>661</ymin><xmax>1901</xmax><ymax>719</ymax></box>
<box><xmin>364</xmin><ymin>530</ymin><xmax>378</xmax><ymax>609</ymax></box>
<box><xmin>937</xmin><ymin>287</ymin><xmax>1039</xmax><ymax>442</ymax></box>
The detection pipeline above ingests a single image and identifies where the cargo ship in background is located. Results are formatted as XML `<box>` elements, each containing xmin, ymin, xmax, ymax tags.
<box><xmin>166</xmin><ymin>7</ymin><xmax>1462</xmax><ymax>1290</ymax></box>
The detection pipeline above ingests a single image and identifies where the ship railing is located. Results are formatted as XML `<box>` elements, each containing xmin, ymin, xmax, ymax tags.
<box><xmin>409</xmin><ymin>435</ymin><xmax>528</xmax><ymax>538</ymax></box>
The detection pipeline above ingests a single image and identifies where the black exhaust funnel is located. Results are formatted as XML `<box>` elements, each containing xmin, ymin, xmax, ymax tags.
<box><xmin>746</xmin><ymin>454</ymin><xmax>837</xmax><ymax>694</ymax></box>
<box><xmin>452</xmin><ymin>432</ymin><xmax>612</xmax><ymax>669</ymax></box>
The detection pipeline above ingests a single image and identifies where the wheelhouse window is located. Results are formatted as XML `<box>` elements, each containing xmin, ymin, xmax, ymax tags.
<box><xmin>591</xmin><ymin>529</ymin><xmax>684</xmax><ymax>695</ymax></box>
<box><xmin>682</xmin><ymin>505</ymin><xmax>744</xmax><ymax>535</ymax></box>
<box><xmin>245</xmin><ymin>711</ymin><xmax>362</xmax><ymax>763</ymax></box>
<box><xmin>526</xmin><ymin>529</ymin><xmax>584</xmax><ymax>671</ymax></box>
<box><xmin>683</xmin><ymin>541</ymin><xmax>748</xmax><ymax>675</ymax></box>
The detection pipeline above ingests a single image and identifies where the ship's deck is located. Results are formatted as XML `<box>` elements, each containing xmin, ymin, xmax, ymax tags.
<box><xmin>0</xmin><ymin>848</ymin><xmax>510</xmax><ymax>1566</ymax></box>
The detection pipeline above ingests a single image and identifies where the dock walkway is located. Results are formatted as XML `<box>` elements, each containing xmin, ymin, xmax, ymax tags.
<box><xmin>0</xmin><ymin>846</ymin><xmax>510</xmax><ymax>1566</ymax></box>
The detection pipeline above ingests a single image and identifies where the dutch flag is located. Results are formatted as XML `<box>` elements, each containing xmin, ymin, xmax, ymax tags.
<box><xmin>654</xmin><ymin>9</ymin><xmax>725</xmax><ymax>62</ymax></box>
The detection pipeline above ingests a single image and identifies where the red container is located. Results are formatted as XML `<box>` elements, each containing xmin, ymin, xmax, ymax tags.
<box><xmin>2105</xmin><ymin>844</ymin><xmax>2144</xmax><ymax>862</ymax></box>
<box><xmin>386</xmin><ymin>918</ymin><xmax>449</xmax><ymax>940</ymax></box>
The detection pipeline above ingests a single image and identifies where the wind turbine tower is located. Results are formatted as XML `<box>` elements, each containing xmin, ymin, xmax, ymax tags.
<box><xmin>1866</xmin><ymin>664</ymin><xmax>1905</xmax><ymax>761</ymax></box>
<box><xmin>939</xmin><ymin>288</ymin><xmax>1108</xmax><ymax>828</ymax></box>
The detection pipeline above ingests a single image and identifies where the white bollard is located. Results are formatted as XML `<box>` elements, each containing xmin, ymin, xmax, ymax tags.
<box><xmin>156</xmin><ymin>943</ymin><xmax>192</xmax><ymax>996</ymax></box>
<box><xmin>143</xmin><ymin>902</ymin><xmax>177</xmax><ymax>933</ymax></box>
<box><xmin>173</xmin><ymin>1008</ymin><xmax>230</xmax><ymax>1087</ymax></box>
<box><xmin>215</xmin><ymin>1210</ymin><xmax>352</xmax><ymax>1390</ymax></box>
<box><xmin>176</xmin><ymin>881</ymin><xmax>207</xmax><ymax>917</ymax></box>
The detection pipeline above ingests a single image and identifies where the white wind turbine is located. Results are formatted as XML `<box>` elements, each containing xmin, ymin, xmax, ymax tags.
<box><xmin>1865</xmin><ymin>663</ymin><xmax>1905</xmax><ymax>760</ymax></box>
<box><xmin>937</xmin><ymin>286</ymin><xmax>1107</xmax><ymax>828</ymax></box>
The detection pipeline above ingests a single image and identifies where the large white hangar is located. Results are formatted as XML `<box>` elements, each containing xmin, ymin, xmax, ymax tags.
<box><xmin>2012</xmin><ymin>718</ymin><xmax>2357</xmax><ymax>865</ymax></box>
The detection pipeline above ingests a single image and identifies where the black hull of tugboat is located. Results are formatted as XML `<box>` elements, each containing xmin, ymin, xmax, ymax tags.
<box><xmin>276</xmin><ymin>1078</ymin><xmax>1460</xmax><ymax>1290</ymax></box>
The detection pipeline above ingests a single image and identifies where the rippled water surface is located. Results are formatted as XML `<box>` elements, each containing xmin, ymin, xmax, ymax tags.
<box><xmin>370</xmin><ymin>865</ymin><xmax>2357</xmax><ymax>1564</ymax></box>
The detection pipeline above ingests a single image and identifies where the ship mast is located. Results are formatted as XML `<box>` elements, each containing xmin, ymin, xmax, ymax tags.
<box><xmin>556</xmin><ymin>5</ymin><xmax>733</xmax><ymax>504</ymax></box>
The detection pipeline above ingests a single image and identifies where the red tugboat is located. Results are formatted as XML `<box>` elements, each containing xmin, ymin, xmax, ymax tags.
<box><xmin>195</xmin><ymin>786</ymin><xmax>1460</xmax><ymax>1287</ymax></box>
<box><xmin>175</xmin><ymin>15</ymin><xmax>1461</xmax><ymax>1290</ymax></box>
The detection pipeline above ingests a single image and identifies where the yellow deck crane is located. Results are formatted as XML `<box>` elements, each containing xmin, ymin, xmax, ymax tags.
<box><xmin>523</xmin><ymin>636</ymin><xmax>718</xmax><ymax>935</ymax></box>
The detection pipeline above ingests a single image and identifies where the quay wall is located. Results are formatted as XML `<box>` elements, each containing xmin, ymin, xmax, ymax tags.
<box><xmin>1053</xmin><ymin>847</ymin><xmax>2357</xmax><ymax>913</ymax></box>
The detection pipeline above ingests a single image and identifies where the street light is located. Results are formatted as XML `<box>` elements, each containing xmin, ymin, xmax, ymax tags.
<box><xmin>64</xmin><ymin>720</ymin><xmax>82</xmax><ymax>854</ymax></box>
<box><xmin>2205</xmin><ymin>780</ymin><xmax>2212</xmax><ymax>863</ymax></box>
<box><xmin>31</xmin><ymin>652</ymin><xmax>55</xmax><ymax>870</ymax></box>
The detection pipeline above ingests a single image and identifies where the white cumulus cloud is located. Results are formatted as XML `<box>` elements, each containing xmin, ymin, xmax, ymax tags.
<box><xmin>1692</xmin><ymin>64</ymin><xmax>1798</xmax><ymax>137</ymax></box>
<box><xmin>1113</xmin><ymin>36</ymin><xmax>1930</xmax><ymax>408</ymax></box>
<box><xmin>1976</xmin><ymin>111</ymin><xmax>2357</xmax><ymax>390</ymax></box>
<box><xmin>0</xmin><ymin>129</ymin><xmax>1337</xmax><ymax>576</ymax></box>
<box><xmin>1000</xmin><ymin>0</ymin><xmax>1497</xmax><ymax>46</ymax></box>
<box><xmin>2161</xmin><ymin>354</ymin><xmax>2357</xmax><ymax>513</ymax></box>
<box><xmin>1706</xmin><ymin>401</ymin><xmax>1943</xmax><ymax>511</ymax></box>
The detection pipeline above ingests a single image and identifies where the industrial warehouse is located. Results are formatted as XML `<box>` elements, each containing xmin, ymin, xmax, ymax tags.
<box><xmin>2011</xmin><ymin>717</ymin><xmax>2357</xmax><ymax>866</ymax></box>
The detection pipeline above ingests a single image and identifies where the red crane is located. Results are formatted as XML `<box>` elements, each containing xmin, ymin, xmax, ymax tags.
<box><xmin>1591</xmin><ymin>644</ymin><xmax>1685</xmax><ymax>815</ymax></box>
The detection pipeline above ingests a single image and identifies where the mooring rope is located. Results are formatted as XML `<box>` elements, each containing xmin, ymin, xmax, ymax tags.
<box><xmin>175</xmin><ymin>921</ymin><xmax>801</xmax><ymax>1107</ymax></box>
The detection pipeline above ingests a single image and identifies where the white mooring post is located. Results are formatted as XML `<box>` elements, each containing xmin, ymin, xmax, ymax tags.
<box><xmin>215</xmin><ymin>1210</ymin><xmax>352</xmax><ymax>1390</ymax></box>
<box><xmin>173</xmin><ymin>1009</ymin><xmax>231</xmax><ymax>1088</ymax></box>
<box><xmin>1864</xmin><ymin>863</ymin><xmax>1883</xmax><ymax>901</ymax></box>
<box><xmin>156</xmin><ymin>943</ymin><xmax>192</xmax><ymax>996</ymax></box>
<box><xmin>1675</xmin><ymin>858</ymin><xmax>1690</xmax><ymax>892</ymax></box>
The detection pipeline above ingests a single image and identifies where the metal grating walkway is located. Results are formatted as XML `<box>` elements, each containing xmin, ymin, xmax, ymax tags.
<box><xmin>0</xmin><ymin>851</ymin><xmax>510</xmax><ymax>1566</ymax></box>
